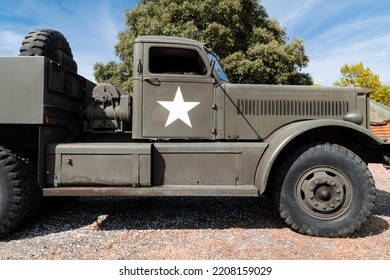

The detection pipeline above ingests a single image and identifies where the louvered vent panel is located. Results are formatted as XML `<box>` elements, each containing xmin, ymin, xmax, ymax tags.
<box><xmin>237</xmin><ymin>98</ymin><xmax>349</xmax><ymax>117</ymax></box>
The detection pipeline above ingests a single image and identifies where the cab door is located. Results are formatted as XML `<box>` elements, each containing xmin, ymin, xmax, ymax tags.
<box><xmin>141</xmin><ymin>44</ymin><xmax>215</xmax><ymax>139</ymax></box>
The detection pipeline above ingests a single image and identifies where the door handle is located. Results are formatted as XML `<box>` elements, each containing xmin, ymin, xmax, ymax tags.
<box><xmin>145</xmin><ymin>78</ymin><xmax>161</xmax><ymax>86</ymax></box>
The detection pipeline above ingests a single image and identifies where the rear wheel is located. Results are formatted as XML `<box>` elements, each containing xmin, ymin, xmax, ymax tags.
<box><xmin>19</xmin><ymin>29</ymin><xmax>77</xmax><ymax>72</ymax></box>
<box><xmin>273</xmin><ymin>143</ymin><xmax>376</xmax><ymax>237</ymax></box>
<box><xmin>0</xmin><ymin>147</ymin><xmax>42</xmax><ymax>238</ymax></box>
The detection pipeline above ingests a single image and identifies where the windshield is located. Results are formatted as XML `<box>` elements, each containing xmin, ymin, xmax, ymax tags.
<box><xmin>205</xmin><ymin>48</ymin><xmax>229</xmax><ymax>82</ymax></box>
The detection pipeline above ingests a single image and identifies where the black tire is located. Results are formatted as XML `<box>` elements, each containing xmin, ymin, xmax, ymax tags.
<box><xmin>0</xmin><ymin>147</ymin><xmax>42</xmax><ymax>238</ymax></box>
<box><xmin>272</xmin><ymin>143</ymin><xmax>376</xmax><ymax>237</ymax></box>
<box><xmin>19</xmin><ymin>29</ymin><xmax>77</xmax><ymax>73</ymax></box>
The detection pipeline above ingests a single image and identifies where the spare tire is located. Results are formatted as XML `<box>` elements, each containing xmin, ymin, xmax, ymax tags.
<box><xmin>19</xmin><ymin>29</ymin><xmax>78</xmax><ymax>73</ymax></box>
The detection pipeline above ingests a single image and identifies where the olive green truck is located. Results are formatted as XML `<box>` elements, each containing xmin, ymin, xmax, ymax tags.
<box><xmin>0</xmin><ymin>29</ymin><xmax>389</xmax><ymax>238</ymax></box>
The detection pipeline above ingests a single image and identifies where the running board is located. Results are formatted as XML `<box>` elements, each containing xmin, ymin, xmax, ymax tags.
<box><xmin>42</xmin><ymin>185</ymin><xmax>260</xmax><ymax>197</ymax></box>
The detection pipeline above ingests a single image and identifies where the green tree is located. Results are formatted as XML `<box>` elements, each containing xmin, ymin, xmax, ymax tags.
<box><xmin>94</xmin><ymin>0</ymin><xmax>312</xmax><ymax>91</ymax></box>
<box><xmin>334</xmin><ymin>62</ymin><xmax>390</xmax><ymax>106</ymax></box>
<box><xmin>375</xmin><ymin>85</ymin><xmax>390</xmax><ymax>107</ymax></box>
<box><xmin>334</xmin><ymin>62</ymin><xmax>381</xmax><ymax>90</ymax></box>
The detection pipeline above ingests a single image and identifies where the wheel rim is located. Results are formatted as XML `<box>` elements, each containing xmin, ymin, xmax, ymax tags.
<box><xmin>295</xmin><ymin>166</ymin><xmax>353</xmax><ymax>220</ymax></box>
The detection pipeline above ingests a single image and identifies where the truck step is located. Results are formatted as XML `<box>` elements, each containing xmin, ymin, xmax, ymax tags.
<box><xmin>42</xmin><ymin>185</ymin><xmax>260</xmax><ymax>197</ymax></box>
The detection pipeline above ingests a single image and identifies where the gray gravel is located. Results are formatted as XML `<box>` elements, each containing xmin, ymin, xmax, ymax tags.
<box><xmin>0</xmin><ymin>165</ymin><xmax>389</xmax><ymax>260</ymax></box>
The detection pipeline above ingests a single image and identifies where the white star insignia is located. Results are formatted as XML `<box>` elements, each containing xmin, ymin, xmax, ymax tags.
<box><xmin>157</xmin><ymin>86</ymin><xmax>200</xmax><ymax>128</ymax></box>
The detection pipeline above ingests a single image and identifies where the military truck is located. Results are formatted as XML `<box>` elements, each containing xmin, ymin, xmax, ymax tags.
<box><xmin>0</xmin><ymin>29</ymin><xmax>389</xmax><ymax>238</ymax></box>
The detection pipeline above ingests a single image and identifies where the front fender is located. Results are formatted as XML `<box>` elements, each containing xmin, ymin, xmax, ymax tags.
<box><xmin>254</xmin><ymin>119</ymin><xmax>387</xmax><ymax>193</ymax></box>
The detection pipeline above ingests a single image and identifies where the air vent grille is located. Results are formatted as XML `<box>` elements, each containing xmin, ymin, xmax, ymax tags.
<box><xmin>237</xmin><ymin>98</ymin><xmax>349</xmax><ymax>117</ymax></box>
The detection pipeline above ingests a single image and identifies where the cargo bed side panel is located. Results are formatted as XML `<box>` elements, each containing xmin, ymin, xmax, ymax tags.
<box><xmin>0</xmin><ymin>57</ymin><xmax>45</xmax><ymax>124</ymax></box>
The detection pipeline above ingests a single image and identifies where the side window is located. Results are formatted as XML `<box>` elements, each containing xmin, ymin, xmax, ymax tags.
<box><xmin>149</xmin><ymin>47</ymin><xmax>207</xmax><ymax>75</ymax></box>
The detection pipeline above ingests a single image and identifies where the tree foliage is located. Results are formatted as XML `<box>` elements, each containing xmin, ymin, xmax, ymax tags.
<box><xmin>374</xmin><ymin>85</ymin><xmax>390</xmax><ymax>107</ymax></box>
<box><xmin>334</xmin><ymin>63</ymin><xmax>381</xmax><ymax>90</ymax></box>
<box><xmin>94</xmin><ymin>0</ymin><xmax>312</xmax><ymax>91</ymax></box>
<box><xmin>334</xmin><ymin>62</ymin><xmax>390</xmax><ymax>106</ymax></box>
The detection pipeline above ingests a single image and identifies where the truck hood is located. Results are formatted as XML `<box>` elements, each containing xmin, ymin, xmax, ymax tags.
<box><xmin>220</xmin><ymin>83</ymin><xmax>369</xmax><ymax>139</ymax></box>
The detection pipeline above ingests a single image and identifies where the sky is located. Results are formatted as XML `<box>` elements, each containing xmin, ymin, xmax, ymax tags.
<box><xmin>261</xmin><ymin>0</ymin><xmax>390</xmax><ymax>85</ymax></box>
<box><xmin>1</xmin><ymin>0</ymin><xmax>389</xmax><ymax>86</ymax></box>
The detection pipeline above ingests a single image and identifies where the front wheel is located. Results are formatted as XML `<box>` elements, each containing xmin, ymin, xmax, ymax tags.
<box><xmin>273</xmin><ymin>143</ymin><xmax>376</xmax><ymax>237</ymax></box>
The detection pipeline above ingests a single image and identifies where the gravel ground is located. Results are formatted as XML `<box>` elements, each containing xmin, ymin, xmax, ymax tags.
<box><xmin>0</xmin><ymin>164</ymin><xmax>389</xmax><ymax>260</ymax></box>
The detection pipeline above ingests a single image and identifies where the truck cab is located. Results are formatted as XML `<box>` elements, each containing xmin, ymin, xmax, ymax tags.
<box><xmin>132</xmin><ymin>36</ymin><xmax>216</xmax><ymax>139</ymax></box>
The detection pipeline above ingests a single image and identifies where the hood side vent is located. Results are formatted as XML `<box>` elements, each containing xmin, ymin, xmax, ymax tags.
<box><xmin>237</xmin><ymin>98</ymin><xmax>349</xmax><ymax>117</ymax></box>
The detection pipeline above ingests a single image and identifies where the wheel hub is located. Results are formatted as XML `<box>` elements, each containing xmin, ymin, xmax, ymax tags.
<box><xmin>297</xmin><ymin>168</ymin><xmax>352</xmax><ymax>219</ymax></box>
<box><xmin>316</xmin><ymin>186</ymin><xmax>332</xmax><ymax>201</ymax></box>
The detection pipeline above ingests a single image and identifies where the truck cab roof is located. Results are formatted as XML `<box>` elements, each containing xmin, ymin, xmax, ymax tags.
<box><xmin>134</xmin><ymin>36</ymin><xmax>204</xmax><ymax>48</ymax></box>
